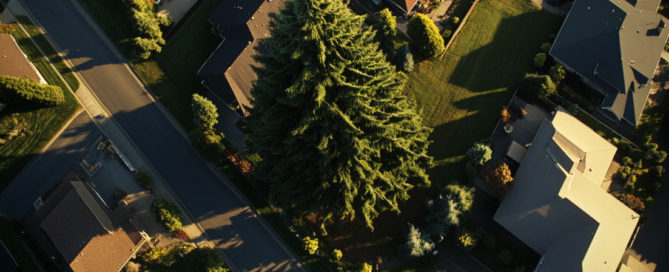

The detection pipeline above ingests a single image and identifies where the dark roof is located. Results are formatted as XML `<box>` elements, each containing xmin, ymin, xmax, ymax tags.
<box><xmin>199</xmin><ymin>0</ymin><xmax>285</xmax><ymax>116</ymax></box>
<box><xmin>0</xmin><ymin>34</ymin><xmax>41</xmax><ymax>82</ymax></box>
<box><xmin>28</xmin><ymin>174</ymin><xmax>145</xmax><ymax>272</ymax></box>
<box><xmin>0</xmin><ymin>240</ymin><xmax>18</xmax><ymax>272</ymax></box>
<box><xmin>550</xmin><ymin>0</ymin><xmax>668</xmax><ymax>125</ymax></box>
<box><xmin>386</xmin><ymin>0</ymin><xmax>418</xmax><ymax>13</ymax></box>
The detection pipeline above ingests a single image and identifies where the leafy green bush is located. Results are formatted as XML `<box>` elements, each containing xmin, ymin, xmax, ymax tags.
<box><xmin>519</xmin><ymin>74</ymin><xmax>556</xmax><ymax>99</ymax></box>
<box><xmin>541</xmin><ymin>42</ymin><xmax>552</xmax><ymax>53</ymax></box>
<box><xmin>451</xmin><ymin>17</ymin><xmax>460</xmax><ymax>24</ymax></box>
<box><xmin>534</xmin><ymin>53</ymin><xmax>546</xmax><ymax>68</ymax></box>
<box><xmin>151</xmin><ymin>199</ymin><xmax>184</xmax><ymax>232</ymax></box>
<box><xmin>0</xmin><ymin>76</ymin><xmax>63</xmax><ymax>106</ymax></box>
<box><xmin>124</xmin><ymin>261</ymin><xmax>140</xmax><ymax>272</ymax></box>
<box><xmin>142</xmin><ymin>248</ymin><xmax>168</xmax><ymax>264</ymax></box>
<box><xmin>189</xmin><ymin>128</ymin><xmax>226</xmax><ymax>164</ymax></box>
<box><xmin>548</xmin><ymin>65</ymin><xmax>565</xmax><ymax>84</ymax></box>
<box><xmin>466</xmin><ymin>143</ymin><xmax>492</xmax><ymax>166</ymax></box>
<box><xmin>180</xmin><ymin>247</ymin><xmax>229</xmax><ymax>272</ymax></box>
<box><xmin>332</xmin><ymin>249</ymin><xmax>343</xmax><ymax>261</ymax></box>
<box><xmin>129</xmin><ymin>7</ymin><xmax>165</xmax><ymax>59</ymax></box>
<box><xmin>653</xmin><ymin>165</ymin><xmax>664</xmax><ymax>178</ymax></box>
<box><xmin>395</xmin><ymin>45</ymin><xmax>414</xmax><ymax>72</ymax></box>
<box><xmin>441</xmin><ymin>29</ymin><xmax>452</xmax><ymax>40</ymax></box>
<box><xmin>358</xmin><ymin>263</ymin><xmax>373</xmax><ymax>272</ymax></box>
<box><xmin>303</xmin><ymin>237</ymin><xmax>319</xmax><ymax>255</ymax></box>
<box><xmin>622</xmin><ymin>157</ymin><xmax>632</xmax><ymax>166</ymax></box>
<box><xmin>408</xmin><ymin>14</ymin><xmax>445</xmax><ymax>57</ymax></box>
<box><xmin>656</xmin><ymin>151</ymin><xmax>667</xmax><ymax>163</ymax></box>
<box><xmin>133</xmin><ymin>37</ymin><xmax>163</xmax><ymax>59</ymax></box>
<box><xmin>481</xmin><ymin>232</ymin><xmax>497</xmax><ymax>249</ymax></box>
<box><xmin>497</xmin><ymin>248</ymin><xmax>513</xmax><ymax>264</ymax></box>
<box><xmin>158</xmin><ymin>15</ymin><xmax>173</xmax><ymax>27</ymax></box>
<box><xmin>135</xmin><ymin>171</ymin><xmax>152</xmax><ymax>189</ymax></box>
<box><xmin>399</xmin><ymin>223</ymin><xmax>434</xmax><ymax>257</ymax></box>
<box><xmin>455</xmin><ymin>228</ymin><xmax>477</xmax><ymax>251</ymax></box>
<box><xmin>646</xmin><ymin>143</ymin><xmax>659</xmax><ymax>152</ymax></box>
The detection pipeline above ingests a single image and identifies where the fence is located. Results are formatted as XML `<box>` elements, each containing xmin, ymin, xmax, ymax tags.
<box><xmin>440</xmin><ymin>0</ymin><xmax>481</xmax><ymax>59</ymax></box>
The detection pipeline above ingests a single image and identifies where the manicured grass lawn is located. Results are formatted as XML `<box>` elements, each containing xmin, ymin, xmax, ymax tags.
<box><xmin>0</xmin><ymin>23</ymin><xmax>81</xmax><ymax>193</ymax></box>
<box><xmin>0</xmin><ymin>214</ymin><xmax>41</xmax><ymax>272</ymax></box>
<box><xmin>406</xmin><ymin>0</ymin><xmax>563</xmax><ymax>184</ymax></box>
<box><xmin>16</xmin><ymin>16</ymin><xmax>80</xmax><ymax>91</ymax></box>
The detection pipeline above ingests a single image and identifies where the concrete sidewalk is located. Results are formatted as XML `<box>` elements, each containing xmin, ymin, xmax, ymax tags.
<box><xmin>4</xmin><ymin>0</ymin><xmax>213</xmax><ymax>250</ymax></box>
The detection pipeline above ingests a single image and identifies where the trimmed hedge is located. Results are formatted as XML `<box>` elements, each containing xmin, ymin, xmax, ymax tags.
<box><xmin>0</xmin><ymin>76</ymin><xmax>63</xmax><ymax>106</ymax></box>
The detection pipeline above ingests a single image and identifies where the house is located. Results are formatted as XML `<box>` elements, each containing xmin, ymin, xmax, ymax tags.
<box><xmin>0</xmin><ymin>239</ymin><xmax>18</xmax><ymax>272</ymax></box>
<box><xmin>494</xmin><ymin>110</ymin><xmax>638</xmax><ymax>271</ymax></box>
<box><xmin>550</xmin><ymin>0</ymin><xmax>669</xmax><ymax>125</ymax></box>
<box><xmin>0</xmin><ymin>33</ymin><xmax>47</xmax><ymax>84</ymax></box>
<box><xmin>24</xmin><ymin>172</ymin><xmax>147</xmax><ymax>272</ymax></box>
<box><xmin>384</xmin><ymin>0</ymin><xmax>418</xmax><ymax>14</ymax></box>
<box><xmin>198</xmin><ymin>0</ymin><xmax>286</xmax><ymax>117</ymax></box>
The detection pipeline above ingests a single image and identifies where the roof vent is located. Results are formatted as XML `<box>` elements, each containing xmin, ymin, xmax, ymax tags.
<box><xmin>251</xmin><ymin>17</ymin><xmax>254</xmax><ymax>20</ymax></box>
<box><xmin>588</xmin><ymin>7</ymin><xmax>590</xmax><ymax>9</ymax></box>
<box><xmin>612</xmin><ymin>9</ymin><xmax>614</xmax><ymax>13</ymax></box>
<box><xmin>2</xmin><ymin>55</ymin><xmax>5</xmax><ymax>58</ymax></box>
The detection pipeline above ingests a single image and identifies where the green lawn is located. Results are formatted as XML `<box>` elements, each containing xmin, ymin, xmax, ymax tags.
<box><xmin>0</xmin><ymin>23</ymin><xmax>81</xmax><ymax>193</ymax></box>
<box><xmin>405</xmin><ymin>0</ymin><xmax>563</xmax><ymax>184</ymax></box>
<box><xmin>16</xmin><ymin>16</ymin><xmax>80</xmax><ymax>91</ymax></box>
<box><xmin>0</xmin><ymin>214</ymin><xmax>41</xmax><ymax>272</ymax></box>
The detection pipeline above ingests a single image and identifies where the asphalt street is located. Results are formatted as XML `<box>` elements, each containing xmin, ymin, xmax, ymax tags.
<box><xmin>0</xmin><ymin>111</ymin><xmax>102</xmax><ymax>219</ymax></box>
<box><xmin>18</xmin><ymin>0</ymin><xmax>305</xmax><ymax>271</ymax></box>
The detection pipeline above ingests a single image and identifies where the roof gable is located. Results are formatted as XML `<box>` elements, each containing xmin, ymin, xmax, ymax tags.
<box><xmin>0</xmin><ymin>34</ymin><xmax>42</xmax><ymax>82</ymax></box>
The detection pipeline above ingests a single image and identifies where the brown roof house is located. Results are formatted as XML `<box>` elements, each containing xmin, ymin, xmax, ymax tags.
<box><xmin>25</xmin><ymin>172</ymin><xmax>147</xmax><ymax>272</ymax></box>
<box><xmin>550</xmin><ymin>0</ymin><xmax>669</xmax><ymax>125</ymax></box>
<box><xmin>494</xmin><ymin>110</ymin><xmax>639</xmax><ymax>271</ymax></box>
<box><xmin>384</xmin><ymin>0</ymin><xmax>418</xmax><ymax>14</ymax></box>
<box><xmin>198</xmin><ymin>0</ymin><xmax>287</xmax><ymax>117</ymax></box>
<box><xmin>0</xmin><ymin>33</ymin><xmax>46</xmax><ymax>84</ymax></box>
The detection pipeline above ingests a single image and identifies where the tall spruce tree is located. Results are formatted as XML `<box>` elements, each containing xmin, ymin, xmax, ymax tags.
<box><xmin>249</xmin><ymin>0</ymin><xmax>433</xmax><ymax>234</ymax></box>
<box><xmin>372</xmin><ymin>9</ymin><xmax>397</xmax><ymax>62</ymax></box>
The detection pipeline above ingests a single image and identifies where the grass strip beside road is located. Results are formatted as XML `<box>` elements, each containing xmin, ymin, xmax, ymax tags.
<box><xmin>405</xmin><ymin>0</ymin><xmax>563</xmax><ymax>184</ymax></box>
<box><xmin>0</xmin><ymin>24</ymin><xmax>80</xmax><ymax>193</ymax></box>
<box><xmin>16</xmin><ymin>16</ymin><xmax>80</xmax><ymax>92</ymax></box>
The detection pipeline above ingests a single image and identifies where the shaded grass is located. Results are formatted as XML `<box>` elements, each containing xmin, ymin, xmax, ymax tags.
<box><xmin>0</xmin><ymin>24</ymin><xmax>80</xmax><ymax>193</ymax></box>
<box><xmin>15</xmin><ymin>16</ymin><xmax>80</xmax><ymax>91</ymax></box>
<box><xmin>0</xmin><ymin>213</ymin><xmax>41</xmax><ymax>272</ymax></box>
<box><xmin>405</xmin><ymin>0</ymin><xmax>563</xmax><ymax>185</ymax></box>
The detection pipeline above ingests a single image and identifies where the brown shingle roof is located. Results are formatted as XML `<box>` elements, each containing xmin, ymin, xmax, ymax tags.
<box><xmin>0</xmin><ymin>33</ymin><xmax>41</xmax><ymax>82</ymax></box>
<box><xmin>28</xmin><ymin>174</ymin><xmax>145</xmax><ymax>272</ymax></box>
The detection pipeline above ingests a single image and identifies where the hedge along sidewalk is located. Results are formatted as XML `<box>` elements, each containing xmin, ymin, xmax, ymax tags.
<box><xmin>440</xmin><ymin>0</ymin><xmax>481</xmax><ymax>59</ymax></box>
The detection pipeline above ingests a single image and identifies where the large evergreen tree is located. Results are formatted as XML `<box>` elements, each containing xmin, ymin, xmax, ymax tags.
<box><xmin>249</xmin><ymin>0</ymin><xmax>433</xmax><ymax>233</ymax></box>
<box><xmin>372</xmin><ymin>9</ymin><xmax>397</xmax><ymax>62</ymax></box>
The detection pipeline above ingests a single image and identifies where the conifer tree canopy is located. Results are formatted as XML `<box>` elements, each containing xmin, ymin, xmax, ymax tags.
<box><xmin>249</xmin><ymin>0</ymin><xmax>433</xmax><ymax>234</ymax></box>
<box><xmin>373</xmin><ymin>9</ymin><xmax>397</xmax><ymax>62</ymax></box>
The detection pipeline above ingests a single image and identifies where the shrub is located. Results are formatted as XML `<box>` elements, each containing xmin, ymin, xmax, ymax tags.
<box><xmin>0</xmin><ymin>76</ymin><xmax>63</xmax><ymax>106</ymax></box>
<box><xmin>465</xmin><ymin>167</ymin><xmax>477</xmax><ymax>180</ymax></box>
<box><xmin>133</xmin><ymin>37</ymin><xmax>163</xmax><ymax>59</ymax></box>
<box><xmin>425</xmin><ymin>193</ymin><xmax>460</xmax><ymax>237</ymax></box>
<box><xmin>455</xmin><ymin>228</ymin><xmax>476</xmax><ymax>251</ymax></box>
<box><xmin>636</xmin><ymin>160</ymin><xmax>643</xmax><ymax>169</ymax></box>
<box><xmin>541</xmin><ymin>42</ymin><xmax>552</xmax><ymax>53</ymax></box>
<box><xmin>303</xmin><ymin>237</ymin><xmax>319</xmax><ymax>255</ymax></box>
<box><xmin>399</xmin><ymin>223</ymin><xmax>434</xmax><ymax>258</ymax></box>
<box><xmin>431</xmin><ymin>0</ymin><xmax>441</xmax><ymax>8</ymax></box>
<box><xmin>407</xmin><ymin>14</ymin><xmax>445</xmax><ymax>57</ymax></box>
<box><xmin>653</xmin><ymin>165</ymin><xmax>664</xmax><ymax>178</ymax></box>
<box><xmin>534</xmin><ymin>53</ymin><xmax>546</xmax><ymax>68</ymax></box>
<box><xmin>158</xmin><ymin>15</ymin><xmax>173</xmax><ymax>27</ymax></box>
<box><xmin>142</xmin><ymin>248</ymin><xmax>168</xmax><ymax>264</ymax></box>
<box><xmin>484</xmin><ymin>162</ymin><xmax>514</xmax><ymax>200</ymax></box>
<box><xmin>192</xmin><ymin>94</ymin><xmax>219</xmax><ymax>129</ymax></box>
<box><xmin>610</xmin><ymin>137</ymin><xmax>620</xmax><ymax>146</ymax></box>
<box><xmin>451</xmin><ymin>16</ymin><xmax>460</xmax><ymax>24</ymax></box>
<box><xmin>189</xmin><ymin>128</ymin><xmax>226</xmax><ymax>163</ymax></box>
<box><xmin>619</xmin><ymin>194</ymin><xmax>645</xmax><ymax>213</ymax></box>
<box><xmin>466</xmin><ymin>143</ymin><xmax>492</xmax><ymax>166</ymax></box>
<box><xmin>332</xmin><ymin>249</ymin><xmax>343</xmax><ymax>261</ymax></box>
<box><xmin>548</xmin><ymin>65</ymin><xmax>565</xmax><ymax>84</ymax></box>
<box><xmin>395</xmin><ymin>44</ymin><xmax>414</xmax><ymax>72</ymax></box>
<box><xmin>646</xmin><ymin>143</ymin><xmax>659</xmax><ymax>152</ymax></box>
<box><xmin>445</xmin><ymin>182</ymin><xmax>475</xmax><ymax>212</ymax></box>
<box><xmin>136</xmin><ymin>171</ymin><xmax>152</xmax><ymax>189</ymax></box>
<box><xmin>441</xmin><ymin>29</ymin><xmax>452</xmax><ymax>40</ymax></box>
<box><xmin>519</xmin><ymin>74</ymin><xmax>556</xmax><ymax>99</ymax></box>
<box><xmin>0</xmin><ymin>23</ymin><xmax>15</xmax><ymax>34</ymax></box>
<box><xmin>481</xmin><ymin>232</ymin><xmax>497</xmax><ymax>249</ymax></box>
<box><xmin>124</xmin><ymin>261</ymin><xmax>140</xmax><ymax>272</ymax></box>
<box><xmin>358</xmin><ymin>263</ymin><xmax>373</xmax><ymax>272</ymax></box>
<box><xmin>622</xmin><ymin>157</ymin><xmax>632</xmax><ymax>166</ymax></box>
<box><xmin>497</xmin><ymin>248</ymin><xmax>513</xmax><ymax>264</ymax></box>
<box><xmin>645</xmin><ymin>196</ymin><xmax>654</xmax><ymax>207</ymax></box>
<box><xmin>656</xmin><ymin>151</ymin><xmax>667</xmax><ymax>163</ymax></box>
<box><xmin>151</xmin><ymin>199</ymin><xmax>184</xmax><ymax>232</ymax></box>
<box><xmin>180</xmin><ymin>247</ymin><xmax>229</xmax><ymax>272</ymax></box>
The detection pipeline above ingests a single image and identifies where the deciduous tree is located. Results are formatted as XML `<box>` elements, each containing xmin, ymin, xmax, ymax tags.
<box><xmin>519</xmin><ymin>74</ymin><xmax>555</xmax><ymax>99</ymax></box>
<box><xmin>484</xmin><ymin>162</ymin><xmax>514</xmax><ymax>200</ymax></box>
<box><xmin>249</xmin><ymin>0</ymin><xmax>433</xmax><ymax>234</ymax></box>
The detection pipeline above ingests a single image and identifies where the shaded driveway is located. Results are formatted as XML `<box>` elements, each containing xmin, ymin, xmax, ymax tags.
<box><xmin>16</xmin><ymin>0</ymin><xmax>305</xmax><ymax>271</ymax></box>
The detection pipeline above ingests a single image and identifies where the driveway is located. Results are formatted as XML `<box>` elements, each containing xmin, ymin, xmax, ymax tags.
<box><xmin>16</xmin><ymin>0</ymin><xmax>306</xmax><ymax>271</ymax></box>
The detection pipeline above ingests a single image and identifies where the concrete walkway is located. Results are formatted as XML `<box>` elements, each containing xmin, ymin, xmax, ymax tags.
<box><xmin>156</xmin><ymin>0</ymin><xmax>198</xmax><ymax>25</ymax></box>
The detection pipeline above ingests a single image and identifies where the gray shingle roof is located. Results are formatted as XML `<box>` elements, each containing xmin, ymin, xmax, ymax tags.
<box><xmin>550</xmin><ymin>0</ymin><xmax>668</xmax><ymax>125</ymax></box>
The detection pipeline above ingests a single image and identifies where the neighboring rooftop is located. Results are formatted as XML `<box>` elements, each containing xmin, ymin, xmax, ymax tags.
<box><xmin>550</xmin><ymin>0</ymin><xmax>669</xmax><ymax>125</ymax></box>
<box><xmin>198</xmin><ymin>0</ymin><xmax>284</xmax><ymax>116</ymax></box>
<box><xmin>26</xmin><ymin>173</ymin><xmax>145</xmax><ymax>272</ymax></box>
<box><xmin>385</xmin><ymin>0</ymin><xmax>418</xmax><ymax>14</ymax></box>
<box><xmin>0</xmin><ymin>33</ymin><xmax>45</xmax><ymax>84</ymax></box>
<box><xmin>494</xmin><ymin>110</ymin><xmax>638</xmax><ymax>271</ymax></box>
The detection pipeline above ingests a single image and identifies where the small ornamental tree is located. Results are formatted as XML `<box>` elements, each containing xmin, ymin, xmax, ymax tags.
<box><xmin>395</xmin><ymin>45</ymin><xmax>414</xmax><ymax>72</ymax></box>
<box><xmin>303</xmin><ymin>237</ymin><xmax>319</xmax><ymax>255</ymax></box>
<box><xmin>466</xmin><ymin>143</ymin><xmax>492</xmax><ymax>166</ymax></box>
<box><xmin>548</xmin><ymin>65</ymin><xmax>566</xmax><ymax>84</ymax></box>
<box><xmin>425</xmin><ymin>194</ymin><xmax>461</xmax><ymax>237</ymax></box>
<box><xmin>541</xmin><ymin>42</ymin><xmax>552</xmax><ymax>53</ymax></box>
<box><xmin>192</xmin><ymin>94</ymin><xmax>219</xmax><ymax>129</ymax></box>
<box><xmin>485</xmin><ymin>162</ymin><xmax>514</xmax><ymax>200</ymax></box>
<box><xmin>534</xmin><ymin>53</ymin><xmax>546</xmax><ymax>68</ymax></box>
<box><xmin>188</xmin><ymin>128</ymin><xmax>226</xmax><ymax>163</ymax></box>
<box><xmin>399</xmin><ymin>223</ymin><xmax>434</xmax><ymax>258</ymax></box>
<box><xmin>519</xmin><ymin>74</ymin><xmax>556</xmax><ymax>99</ymax></box>
<box><xmin>408</xmin><ymin>14</ymin><xmax>445</xmax><ymax>57</ymax></box>
<box><xmin>619</xmin><ymin>194</ymin><xmax>645</xmax><ymax>213</ymax></box>
<box><xmin>373</xmin><ymin>9</ymin><xmax>397</xmax><ymax>61</ymax></box>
